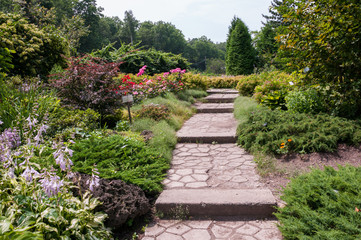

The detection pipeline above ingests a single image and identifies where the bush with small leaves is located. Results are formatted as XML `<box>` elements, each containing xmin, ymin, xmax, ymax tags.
<box><xmin>237</xmin><ymin>107</ymin><xmax>361</xmax><ymax>155</ymax></box>
<box><xmin>276</xmin><ymin>166</ymin><xmax>361</xmax><ymax>239</ymax></box>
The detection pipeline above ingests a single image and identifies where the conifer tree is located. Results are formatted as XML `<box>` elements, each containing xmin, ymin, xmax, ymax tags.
<box><xmin>226</xmin><ymin>17</ymin><xmax>256</xmax><ymax>75</ymax></box>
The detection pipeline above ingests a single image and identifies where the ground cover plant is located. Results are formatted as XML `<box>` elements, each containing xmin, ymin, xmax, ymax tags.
<box><xmin>237</xmin><ymin>107</ymin><xmax>361</xmax><ymax>155</ymax></box>
<box><xmin>71</xmin><ymin>134</ymin><xmax>168</xmax><ymax>194</ymax></box>
<box><xmin>276</xmin><ymin>166</ymin><xmax>361</xmax><ymax>240</ymax></box>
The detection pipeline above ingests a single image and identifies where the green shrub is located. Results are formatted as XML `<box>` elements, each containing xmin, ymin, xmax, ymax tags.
<box><xmin>134</xmin><ymin>104</ymin><xmax>170</xmax><ymax>121</ymax></box>
<box><xmin>276</xmin><ymin>166</ymin><xmax>361</xmax><ymax>240</ymax></box>
<box><xmin>237</xmin><ymin>107</ymin><xmax>361</xmax><ymax>155</ymax></box>
<box><xmin>71</xmin><ymin>134</ymin><xmax>169</xmax><ymax>194</ymax></box>
<box><xmin>253</xmin><ymin>71</ymin><xmax>298</xmax><ymax>110</ymax></box>
<box><xmin>205</xmin><ymin>75</ymin><xmax>241</xmax><ymax>88</ymax></box>
<box><xmin>0</xmin><ymin>13</ymin><xmax>68</xmax><ymax>77</ymax></box>
<box><xmin>176</xmin><ymin>72</ymin><xmax>207</xmax><ymax>90</ymax></box>
<box><xmin>92</xmin><ymin>44</ymin><xmax>190</xmax><ymax>75</ymax></box>
<box><xmin>47</xmin><ymin>107</ymin><xmax>100</xmax><ymax>139</ymax></box>
<box><xmin>236</xmin><ymin>74</ymin><xmax>264</xmax><ymax>96</ymax></box>
<box><xmin>286</xmin><ymin>87</ymin><xmax>325</xmax><ymax>114</ymax></box>
<box><xmin>0</xmin><ymin>79</ymin><xmax>59</xmax><ymax>136</ymax></box>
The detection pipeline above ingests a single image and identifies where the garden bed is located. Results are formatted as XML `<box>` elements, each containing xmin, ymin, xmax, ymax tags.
<box><xmin>261</xmin><ymin>144</ymin><xmax>361</xmax><ymax>203</ymax></box>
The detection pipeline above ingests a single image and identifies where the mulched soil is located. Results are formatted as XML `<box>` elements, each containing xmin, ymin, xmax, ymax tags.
<box><xmin>261</xmin><ymin>144</ymin><xmax>361</xmax><ymax>203</ymax></box>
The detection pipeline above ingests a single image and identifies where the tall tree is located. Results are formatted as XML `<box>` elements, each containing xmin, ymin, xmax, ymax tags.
<box><xmin>262</xmin><ymin>0</ymin><xmax>286</xmax><ymax>28</ymax></box>
<box><xmin>122</xmin><ymin>10</ymin><xmax>139</xmax><ymax>45</ymax></box>
<box><xmin>75</xmin><ymin>0</ymin><xmax>103</xmax><ymax>53</ymax></box>
<box><xmin>226</xmin><ymin>17</ymin><xmax>256</xmax><ymax>75</ymax></box>
<box><xmin>253</xmin><ymin>22</ymin><xmax>279</xmax><ymax>68</ymax></box>
<box><xmin>185</xmin><ymin>36</ymin><xmax>225</xmax><ymax>71</ymax></box>
<box><xmin>137</xmin><ymin>21</ymin><xmax>186</xmax><ymax>54</ymax></box>
<box><xmin>276</xmin><ymin>0</ymin><xmax>361</xmax><ymax>117</ymax></box>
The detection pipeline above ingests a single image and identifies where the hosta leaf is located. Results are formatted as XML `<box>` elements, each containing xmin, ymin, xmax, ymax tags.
<box><xmin>0</xmin><ymin>217</ymin><xmax>12</xmax><ymax>234</ymax></box>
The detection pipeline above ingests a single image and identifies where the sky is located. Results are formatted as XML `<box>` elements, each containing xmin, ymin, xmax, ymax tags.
<box><xmin>96</xmin><ymin>0</ymin><xmax>273</xmax><ymax>43</ymax></box>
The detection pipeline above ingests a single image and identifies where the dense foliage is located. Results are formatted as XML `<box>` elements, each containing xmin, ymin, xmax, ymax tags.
<box><xmin>237</xmin><ymin>107</ymin><xmax>361</xmax><ymax>155</ymax></box>
<box><xmin>71</xmin><ymin>130</ymin><xmax>169</xmax><ymax>194</ymax></box>
<box><xmin>49</xmin><ymin>56</ymin><xmax>121</xmax><ymax>116</ymax></box>
<box><xmin>276</xmin><ymin>166</ymin><xmax>361</xmax><ymax>239</ymax></box>
<box><xmin>276</xmin><ymin>0</ymin><xmax>361</xmax><ymax>118</ymax></box>
<box><xmin>0</xmin><ymin>12</ymin><xmax>69</xmax><ymax>77</ymax></box>
<box><xmin>0</xmin><ymin>114</ymin><xmax>111</xmax><ymax>239</ymax></box>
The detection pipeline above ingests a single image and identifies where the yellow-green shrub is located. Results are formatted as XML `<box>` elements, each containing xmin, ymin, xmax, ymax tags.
<box><xmin>205</xmin><ymin>75</ymin><xmax>243</xmax><ymax>88</ymax></box>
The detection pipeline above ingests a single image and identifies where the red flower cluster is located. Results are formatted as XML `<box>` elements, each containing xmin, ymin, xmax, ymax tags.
<box><xmin>115</xmin><ymin>66</ymin><xmax>186</xmax><ymax>103</ymax></box>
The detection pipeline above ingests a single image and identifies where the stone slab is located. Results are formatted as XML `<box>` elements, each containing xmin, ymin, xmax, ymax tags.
<box><xmin>196</xmin><ymin>103</ymin><xmax>234</xmax><ymax>113</ymax></box>
<box><xmin>207</xmin><ymin>88</ymin><xmax>239</xmax><ymax>94</ymax></box>
<box><xmin>205</xmin><ymin>94</ymin><xmax>239</xmax><ymax>103</ymax></box>
<box><xmin>166</xmin><ymin>144</ymin><xmax>262</xmax><ymax>190</ymax></box>
<box><xmin>142</xmin><ymin>219</ymin><xmax>282</xmax><ymax>240</ymax></box>
<box><xmin>177</xmin><ymin>113</ymin><xmax>238</xmax><ymax>143</ymax></box>
<box><xmin>156</xmin><ymin>189</ymin><xmax>277</xmax><ymax>218</ymax></box>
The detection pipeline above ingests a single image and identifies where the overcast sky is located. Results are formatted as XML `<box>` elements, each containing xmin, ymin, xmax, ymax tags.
<box><xmin>96</xmin><ymin>0</ymin><xmax>273</xmax><ymax>43</ymax></box>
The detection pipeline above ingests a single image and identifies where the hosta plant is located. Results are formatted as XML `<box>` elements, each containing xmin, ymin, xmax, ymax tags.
<box><xmin>0</xmin><ymin>116</ymin><xmax>112</xmax><ymax>239</ymax></box>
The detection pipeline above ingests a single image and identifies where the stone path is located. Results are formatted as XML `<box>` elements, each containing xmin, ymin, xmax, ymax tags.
<box><xmin>141</xmin><ymin>89</ymin><xmax>282</xmax><ymax>240</ymax></box>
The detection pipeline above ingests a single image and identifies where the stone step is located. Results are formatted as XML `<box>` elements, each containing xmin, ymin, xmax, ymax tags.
<box><xmin>204</xmin><ymin>94</ymin><xmax>239</xmax><ymax>103</ymax></box>
<box><xmin>155</xmin><ymin>189</ymin><xmax>277</xmax><ymax>218</ymax></box>
<box><xmin>207</xmin><ymin>88</ymin><xmax>239</xmax><ymax>94</ymax></box>
<box><xmin>196</xmin><ymin>103</ymin><xmax>234</xmax><ymax>113</ymax></box>
<box><xmin>176</xmin><ymin>113</ymin><xmax>238</xmax><ymax>144</ymax></box>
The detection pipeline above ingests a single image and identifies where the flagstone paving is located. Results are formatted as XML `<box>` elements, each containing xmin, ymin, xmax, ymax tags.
<box><xmin>142</xmin><ymin>219</ymin><xmax>281</xmax><ymax>240</ymax></box>
<box><xmin>141</xmin><ymin>89</ymin><xmax>282</xmax><ymax>239</ymax></box>
<box><xmin>163</xmin><ymin>144</ymin><xmax>262</xmax><ymax>190</ymax></box>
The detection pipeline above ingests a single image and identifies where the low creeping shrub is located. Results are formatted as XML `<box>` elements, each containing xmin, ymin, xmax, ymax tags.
<box><xmin>47</xmin><ymin>107</ymin><xmax>100</xmax><ymax>139</ymax></box>
<box><xmin>237</xmin><ymin>107</ymin><xmax>361</xmax><ymax>155</ymax></box>
<box><xmin>71</xmin><ymin>134</ymin><xmax>169</xmax><ymax>194</ymax></box>
<box><xmin>276</xmin><ymin>166</ymin><xmax>361</xmax><ymax>240</ymax></box>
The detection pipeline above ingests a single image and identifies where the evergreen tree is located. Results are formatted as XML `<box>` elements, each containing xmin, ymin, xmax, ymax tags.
<box><xmin>226</xmin><ymin>18</ymin><xmax>256</xmax><ymax>75</ymax></box>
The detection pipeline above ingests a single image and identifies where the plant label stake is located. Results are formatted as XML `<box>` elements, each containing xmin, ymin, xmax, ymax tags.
<box><xmin>122</xmin><ymin>94</ymin><xmax>133</xmax><ymax>124</ymax></box>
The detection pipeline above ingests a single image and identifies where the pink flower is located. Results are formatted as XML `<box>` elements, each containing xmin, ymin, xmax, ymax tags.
<box><xmin>133</xmin><ymin>91</ymin><xmax>138</xmax><ymax>95</ymax></box>
<box><xmin>137</xmin><ymin>65</ymin><xmax>147</xmax><ymax>77</ymax></box>
<box><xmin>163</xmin><ymin>72</ymin><xmax>169</xmax><ymax>77</ymax></box>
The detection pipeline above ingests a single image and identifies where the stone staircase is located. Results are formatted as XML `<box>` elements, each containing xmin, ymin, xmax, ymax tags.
<box><xmin>141</xmin><ymin>89</ymin><xmax>282</xmax><ymax>240</ymax></box>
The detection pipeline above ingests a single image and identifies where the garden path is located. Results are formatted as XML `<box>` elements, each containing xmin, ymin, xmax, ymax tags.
<box><xmin>141</xmin><ymin>89</ymin><xmax>282</xmax><ymax>240</ymax></box>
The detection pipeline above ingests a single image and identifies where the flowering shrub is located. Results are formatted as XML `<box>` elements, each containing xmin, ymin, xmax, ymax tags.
<box><xmin>115</xmin><ymin>66</ymin><xmax>186</xmax><ymax>103</ymax></box>
<box><xmin>0</xmin><ymin>118</ymin><xmax>111</xmax><ymax>239</ymax></box>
